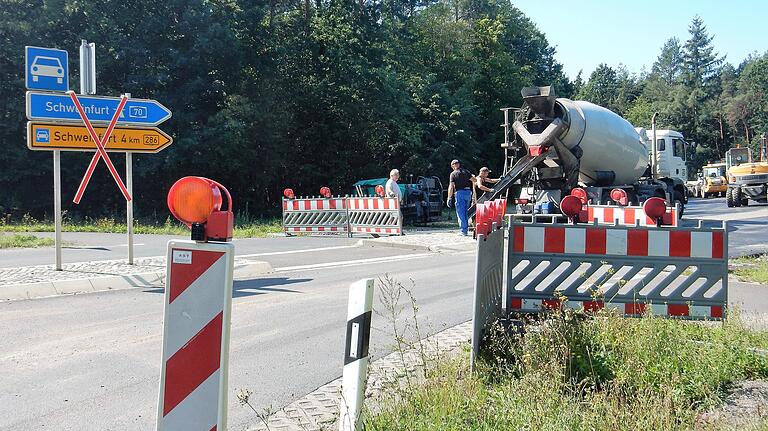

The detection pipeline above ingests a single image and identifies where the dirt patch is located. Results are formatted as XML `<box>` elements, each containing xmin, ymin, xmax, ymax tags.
<box><xmin>697</xmin><ymin>381</ymin><xmax>768</xmax><ymax>430</ymax></box>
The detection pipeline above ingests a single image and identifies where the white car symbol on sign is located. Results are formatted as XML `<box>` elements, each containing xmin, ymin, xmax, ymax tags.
<box><xmin>31</xmin><ymin>56</ymin><xmax>64</xmax><ymax>84</ymax></box>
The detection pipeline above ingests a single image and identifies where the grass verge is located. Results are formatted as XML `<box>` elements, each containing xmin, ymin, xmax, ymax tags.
<box><xmin>0</xmin><ymin>233</ymin><xmax>55</xmax><ymax>249</ymax></box>
<box><xmin>366</xmin><ymin>309</ymin><xmax>768</xmax><ymax>430</ymax></box>
<box><xmin>731</xmin><ymin>255</ymin><xmax>768</xmax><ymax>285</ymax></box>
<box><xmin>0</xmin><ymin>215</ymin><xmax>283</xmax><ymax>238</ymax></box>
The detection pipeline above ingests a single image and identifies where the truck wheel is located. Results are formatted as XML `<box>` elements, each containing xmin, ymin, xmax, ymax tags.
<box><xmin>674</xmin><ymin>191</ymin><xmax>685</xmax><ymax>218</ymax></box>
<box><xmin>734</xmin><ymin>187</ymin><xmax>743</xmax><ymax>207</ymax></box>
<box><xmin>726</xmin><ymin>188</ymin><xmax>735</xmax><ymax>207</ymax></box>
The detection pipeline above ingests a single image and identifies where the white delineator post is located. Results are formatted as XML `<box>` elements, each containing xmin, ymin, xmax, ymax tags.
<box><xmin>157</xmin><ymin>240</ymin><xmax>234</xmax><ymax>431</ymax></box>
<box><xmin>339</xmin><ymin>278</ymin><xmax>374</xmax><ymax>431</ymax></box>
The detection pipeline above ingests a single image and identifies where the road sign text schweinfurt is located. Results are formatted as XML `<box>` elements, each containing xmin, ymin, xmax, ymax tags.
<box><xmin>26</xmin><ymin>91</ymin><xmax>171</xmax><ymax>126</ymax></box>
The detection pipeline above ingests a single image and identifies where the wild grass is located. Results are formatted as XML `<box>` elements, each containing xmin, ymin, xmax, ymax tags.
<box><xmin>366</xmin><ymin>308</ymin><xmax>768</xmax><ymax>431</ymax></box>
<box><xmin>0</xmin><ymin>233</ymin><xmax>55</xmax><ymax>249</ymax></box>
<box><xmin>0</xmin><ymin>213</ymin><xmax>282</xmax><ymax>238</ymax></box>
<box><xmin>731</xmin><ymin>255</ymin><xmax>768</xmax><ymax>285</ymax></box>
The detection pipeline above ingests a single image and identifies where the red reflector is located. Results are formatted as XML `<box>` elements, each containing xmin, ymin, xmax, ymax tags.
<box><xmin>570</xmin><ymin>188</ymin><xmax>588</xmax><ymax>204</ymax></box>
<box><xmin>560</xmin><ymin>195</ymin><xmax>583</xmax><ymax>217</ymax></box>
<box><xmin>643</xmin><ymin>197</ymin><xmax>667</xmax><ymax>220</ymax></box>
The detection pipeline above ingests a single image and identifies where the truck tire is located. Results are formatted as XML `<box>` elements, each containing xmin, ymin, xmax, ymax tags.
<box><xmin>726</xmin><ymin>188</ymin><xmax>735</xmax><ymax>207</ymax></box>
<box><xmin>734</xmin><ymin>187</ymin><xmax>743</xmax><ymax>207</ymax></box>
<box><xmin>674</xmin><ymin>191</ymin><xmax>685</xmax><ymax>218</ymax></box>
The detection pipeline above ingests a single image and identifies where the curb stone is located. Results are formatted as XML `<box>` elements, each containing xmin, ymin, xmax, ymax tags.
<box><xmin>0</xmin><ymin>260</ymin><xmax>273</xmax><ymax>301</ymax></box>
<box><xmin>245</xmin><ymin>321</ymin><xmax>472</xmax><ymax>431</ymax></box>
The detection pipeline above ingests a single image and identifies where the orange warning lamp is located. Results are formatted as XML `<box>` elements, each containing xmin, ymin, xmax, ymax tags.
<box><xmin>283</xmin><ymin>188</ymin><xmax>295</xmax><ymax>199</ymax></box>
<box><xmin>570</xmin><ymin>187</ymin><xmax>588</xmax><ymax>204</ymax></box>
<box><xmin>320</xmin><ymin>186</ymin><xmax>332</xmax><ymax>198</ymax></box>
<box><xmin>642</xmin><ymin>197</ymin><xmax>667</xmax><ymax>227</ymax></box>
<box><xmin>560</xmin><ymin>195</ymin><xmax>583</xmax><ymax>224</ymax></box>
<box><xmin>610</xmin><ymin>188</ymin><xmax>629</xmax><ymax>206</ymax></box>
<box><xmin>375</xmin><ymin>185</ymin><xmax>385</xmax><ymax>197</ymax></box>
<box><xmin>167</xmin><ymin>177</ymin><xmax>234</xmax><ymax>242</ymax></box>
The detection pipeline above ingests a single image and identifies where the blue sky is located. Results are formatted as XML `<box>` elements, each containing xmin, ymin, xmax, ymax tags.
<box><xmin>512</xmin><ymin>0</ymin><xmax>767</xmax><ymax>80</ymax></box>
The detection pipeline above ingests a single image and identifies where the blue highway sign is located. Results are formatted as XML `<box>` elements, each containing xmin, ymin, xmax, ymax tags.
<box><xmin>26</xmin><ymin>92</ymin><xmax>172</xmax><ymax>126</ymax></box>
<box><xmin>26</xmin><ymin>46</ymin><xmax>69</xmax><ymax>92</ymax></box>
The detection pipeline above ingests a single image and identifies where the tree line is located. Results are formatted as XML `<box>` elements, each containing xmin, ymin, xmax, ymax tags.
<box><xmin>0</xmin><ymin>1</ymin><xmax>764</xmax><ymax>220</ymax></box>
<box><xmin>574</xmin><ymin>17</ymin><xmax>768</xmax><ymax>170</ymax></box>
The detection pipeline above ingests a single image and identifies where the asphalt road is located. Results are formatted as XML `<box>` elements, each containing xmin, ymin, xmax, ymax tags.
<box><xmin>682</xmin><ymin>196</ymin><xmax>768</xmax><ymax>256</ymax></box>
<box><xmin>0</xmin><ymin>244</ymin><xmax>475</xmax><ymax>431</ymax></box>
<box><xmin>1</xmin><ymin>198</ymin><xmax>767</xmax><ymax>430</ymax></box>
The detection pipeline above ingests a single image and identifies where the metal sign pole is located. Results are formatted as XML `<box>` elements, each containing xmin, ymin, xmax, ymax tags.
<box><xmin>53</xmin><ymin>150</ymin><xmax>62</xmax><ymax>271</ymax></box>
<box><xmin>127</xmin><ymin>152</ymin><xmax>134</xmax><ymax>264</ymax></box>
<box><xmin>125</xmin><ymin>93</ymin><xmax>134</xmax><ymax>265</ymax></box>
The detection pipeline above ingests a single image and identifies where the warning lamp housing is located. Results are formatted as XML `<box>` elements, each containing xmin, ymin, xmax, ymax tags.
<box><xmin>560</xmin><ymin>195</ymin><xmax>583</xmax><ymax>224</ymax></box>
<box><xmin>570</xmin><ymin>187</ymin><xmax>589</xmax><ymax>204</ymax></box>
<box><xmin>610</xmin><ymin>188</ymin><xmax>629</xmax><ymax>206</ymax></box>
<box><xmin>167</xmin><ymin>176</ymin><xmax>234</xmax><ymax>242</ymax></box>
<box><xmin>642</xmin><ymin>197</ymin><xmax>667</xmax><ymax>227</ymax></box>
<box><xmin>375</xmin><ymin>185</ymin><xmax>385</xmax><ymax>197</ymax></box>
<box><xmin>320</xmin><ymin>186</ymin><xmax>332</xmax><ymax>198</ymax></box>
<box><xmin>283</xmin><ymin>188</ymin><xmax>295</xmax><ymax>199</ymax></box>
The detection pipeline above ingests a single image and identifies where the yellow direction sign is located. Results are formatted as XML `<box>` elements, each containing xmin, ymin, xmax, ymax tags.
<box><xmin>27</xmin><ymin>122</ymin><xmax>173</xmax><ymax>153</ymax></box>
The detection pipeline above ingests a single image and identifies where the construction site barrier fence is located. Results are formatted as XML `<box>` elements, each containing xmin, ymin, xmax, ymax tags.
<box><xmin>470</xmin><ymin>222</ymin><xmax>504</xmax><ymax>371</ymax></box>
<box><xmin>471</xmin><ymin>218</ymin><xmax>728</xmax><ymax>365</ymax></box>
<box><xmin>282</xmin><ymin>197</ymin><xmax>401</xmax><ymax>237</ymax></box>
<box><xmin>587</xmin><ymin>202</ymin><xmax>679</xmax><ymax>227</ymax></box>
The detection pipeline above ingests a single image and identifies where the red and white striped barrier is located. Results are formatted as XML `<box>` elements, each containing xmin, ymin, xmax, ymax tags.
<box><xmin>347</xmin><ymin>197</ymin><xmax>402</xmax><ymax>236</ymax></box>
<box><xmin>503</xmin><ymin>221</ymin><xmax>727</xmax><ymax>321</ymax></box>
<box><xmin>157</xmin><ymin>241</ymin><xmax>234</xmax><ymax>431</ymax></box>
<box><xmin>282</xmin><ymin>197</ymin><xmax>349</xmax><ymax>234</ymax></box>
<box><xmin>586</xmin><ymin>203</ymin><xmax>679</xmax><ymax>227</ymax></box>
<box><xmin>508</xmin><ymin>298</ymin><xmax>724</xmax><ymax>319</ymax></box>
<box><xmin>281</xmin><ymin>196</ymin><xmax>402</xmax><ymax>236</ymax></box>
<box><xmin>510</xmin><ymin>224</ymin><xmax>723</xmax><ymax>258</ymax></box>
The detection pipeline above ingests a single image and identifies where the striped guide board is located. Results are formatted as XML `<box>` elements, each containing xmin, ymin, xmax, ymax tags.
<box><xmin>157</xmin><ymin>240</ymin><xmax>234</xmax><ymax>431</ymax></box>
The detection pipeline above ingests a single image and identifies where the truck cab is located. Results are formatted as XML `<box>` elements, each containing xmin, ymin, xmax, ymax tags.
<box><xmin>644</xmin><ymin>129</ymin><xmax>688</xmax><ymax>182</ymax></box>
<box><xmin>726</xmin><ymin>147</ymin><xmax>768</xmax><ymax>207</ymax></box>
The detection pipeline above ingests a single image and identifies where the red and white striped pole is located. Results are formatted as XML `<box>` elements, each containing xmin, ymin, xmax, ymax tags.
<box><xmin>156</xmin><ymin>241</ymin><xmax>235</xmax><ymax>430</ymax></box>
<box><xmin>339</xmin><ymin>278</ymin><xmax>374</xmax><ymax>431</ymax></box>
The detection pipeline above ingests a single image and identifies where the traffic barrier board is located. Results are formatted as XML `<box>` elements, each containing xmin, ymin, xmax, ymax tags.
<box><xmin>27</xmin><ymin>122</ymin><xmax>173</xmax><ymax>152</ymax></box>
<box><xmin>158</xmin><ymin>241</ymin><xmax>234</xmax><ymax>431</ymax></box>
<box><xmin>26</xmin><ymin>91</ymin><xmax>171</xmax><ymax>126</ymax></box>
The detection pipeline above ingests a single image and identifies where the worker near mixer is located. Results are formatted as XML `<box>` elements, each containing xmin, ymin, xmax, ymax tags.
<box><xmin>385</xmin><ymin>169</ymin><xmax>405</xmax><ymax>234</ymax></box>
<box><xmin>475</xmin><ymin>166</ymin><xmax>500</xmax><ymax>200</ymax></box>
<box><xmin>446</xmin><ymin>159</ymin><xmax>475</xmax><ymax>236</ymax></box>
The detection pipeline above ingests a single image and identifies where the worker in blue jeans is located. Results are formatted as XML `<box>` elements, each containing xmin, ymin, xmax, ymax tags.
<box><xmin>446</xmin><ymin>159</ymin><xmax>475</xmax><ymax>235</ymax></box>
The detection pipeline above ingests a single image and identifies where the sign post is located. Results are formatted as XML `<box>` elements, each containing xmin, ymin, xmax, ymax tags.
<box><xmin>26</xmin><ymin>45</ymin><xmax>71</xmax><ymax>271</ymax></box>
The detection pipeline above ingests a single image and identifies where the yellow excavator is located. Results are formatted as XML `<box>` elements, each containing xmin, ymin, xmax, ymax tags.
<box><xmin>697</xmin><ymin>162</ymin><xmax>728</xmax><ymax>198</ymax></box>
<box><xmin>726</xmin><ymin>137</ymin><xmax>768</xmax><ymax>207</ymax></box>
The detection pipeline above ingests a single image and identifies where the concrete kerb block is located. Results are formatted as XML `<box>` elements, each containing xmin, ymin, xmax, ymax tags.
<box><xmin>233</xmin><ymin>261</ymin><xmax>274</xmax><ymax>279</ymax></box>
<box><xmin>52</xmin><ymin>278</ymin><xmax>97</xmax><ymax>295</ymax></box>
<box><xmin>0</xmin><ymin>281</ymin><xmax>57</xmax><ymax>301</ymax></box>
<box><xmin>89</xmin><ymin>271</ymin><xmax>166</xmax><ymax>292</ymax></box>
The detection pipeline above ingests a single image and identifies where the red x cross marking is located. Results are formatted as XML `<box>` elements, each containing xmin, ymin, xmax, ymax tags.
<box><xmin>67</xmin><ymin>91</ymin><xmax>132</xmax><ymax>203</ymax></box>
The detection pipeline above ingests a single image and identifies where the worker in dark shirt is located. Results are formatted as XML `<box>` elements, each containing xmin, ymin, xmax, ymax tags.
<box><xmin>446</xmin><ymin>159</ymin><xmax>475</xmax><ymax>235</ymax></box>
<box><xmin>475</xmin><ymin>166</ymin><xmax>500</xmax><ymax>200</ymax></box>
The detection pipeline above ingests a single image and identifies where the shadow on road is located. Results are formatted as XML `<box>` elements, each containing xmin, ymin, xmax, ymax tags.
<box><xmin>232</xmin><ymin>277</ymin><xmax>310</xmax><ymax>298</ymax></box>
<box><xmin>141</xmin><ymin>276</ymin><xmax>311</xmax><ymax>298</ymax></box>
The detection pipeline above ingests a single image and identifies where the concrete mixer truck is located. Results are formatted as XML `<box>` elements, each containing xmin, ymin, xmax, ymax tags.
<box><xmin>470</xmin><ymin>86</ymin><xmax>688</xmax><ymax>217</ymax></box>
